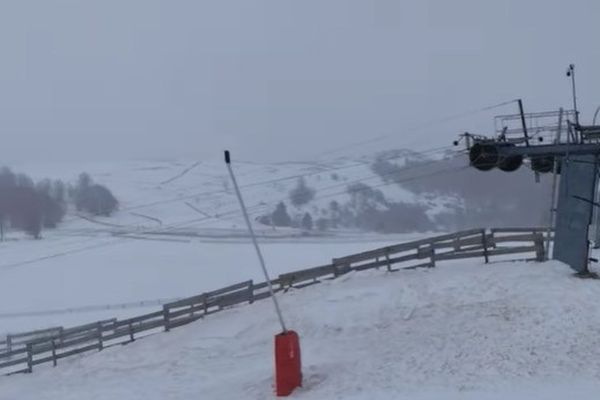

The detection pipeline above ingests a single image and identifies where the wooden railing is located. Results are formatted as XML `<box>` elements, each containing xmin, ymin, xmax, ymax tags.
<box><xmin>0</xmin><ymin>227</ymin><xmax>549</xmax><ymax>375</ymax></box>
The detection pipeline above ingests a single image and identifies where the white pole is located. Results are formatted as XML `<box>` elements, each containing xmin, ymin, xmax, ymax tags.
<box><xmin>224</xmin><ymin>151</ymin><xmax>287</xmax><ymax>332</ymax></box>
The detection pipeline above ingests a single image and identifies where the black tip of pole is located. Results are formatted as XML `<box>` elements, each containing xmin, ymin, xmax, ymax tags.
<box><xmin>224</xmin><ymin>150</ymin><xmax>231</xmax><ymax>164</ymax></box>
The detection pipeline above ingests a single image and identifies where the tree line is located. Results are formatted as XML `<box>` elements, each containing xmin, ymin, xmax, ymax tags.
<box><xmin>258</xmin><ymin>176</ymin><xmax>432</xmax><ymax>234</ymax></box>
<box><xmin>257</xmin><ymin>148</ymin><xmax>552</xmax><ymax>234</ymax></box>
<box><xmin>0</xmin><ymin>168</ymin><xmax>118</xmax><ymax>240</ymax></box>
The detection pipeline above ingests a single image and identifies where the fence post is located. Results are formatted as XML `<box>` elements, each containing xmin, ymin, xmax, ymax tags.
<box><xmin>96</xmin><ymin>321</ymin><xmax>104</xmax><ymax>351</ymax></box>
<box><xmin>6</xmin><ymin>335</ymin><xmax>12</xmax><ymax>353</ymax></box>
<box><xmin>51</xmin><ymin>339</ymin><xmax>57</xmax><ymax>367</ymax></box>
<box><xmin>385</xmin><ymin>251</ymin><xmax>392</xmax><ymax>272</ymax></box>
<box><xmin>202</xmin><ymin>293</ymin><xmax>209</xmax><ymax>315</ymax></box>
<box><xmin>248</xmin><ymin>280</ymin><xmax>254</xmax><ymax>304</ymax></box>
<box><xmin>128</xmin><ymin>322</ymin><xmax>135</xmax><ymax>342</ymax></box>
<box><xmin>481</xmin><ymin>229</ymin><xmax>489</xmax><ymax>264</ymax></box>
<box><xmin>163</xmin><ymin>305</ymin><xmax>170</xmax><ymax>332</ymax></box>
<box><xmin>544</xmin><ymin>227</ymin><xmax>553</xmax><ymax>261</ymax></box>
<box><xmin>534</xmin><ymin>233</ymin><xmax>545</xmax><ymax>261</ymax></box>
<box><xmin>26</xmin><ymin>343</ymin><xmax>33</xmax><ymax>373</ymax></box>
<box><xmin>429</xmin><ymin>245</ymin><xmax>436</xmax><ymax>268</ymax></box>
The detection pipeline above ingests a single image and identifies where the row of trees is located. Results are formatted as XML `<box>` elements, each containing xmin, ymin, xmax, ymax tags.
<box><xmin>257</xmin><ymin>175</ymin><xmax>435</xmax><ymax>233</ymax></box>
<box><xmin>253</xmin><ymin>144</ymin><xmax>553</xmax><ymax>234</ymax></box>
<box><xmin>0</xmin><ymin>168</ymin><xmax>118</xmax><ymax>239</ymax></box>
<box><xmin>370</xmin><ymin>151</ymin><xmax>552</xmax><ymax>230</ymax></box>
<box><xmin>260</xmin><ymin>149</ymin><xmax>553</xmax><ymax>234</ymax></box>
<box><xmin>258</xmin><ymin>202</ymin><xmax>315</xmax><ymax>231</ymax></box>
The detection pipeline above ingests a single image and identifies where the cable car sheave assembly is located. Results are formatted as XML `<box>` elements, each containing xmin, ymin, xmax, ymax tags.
<box><xmin>456</xmin><ymin>86</ymin><xmax>600</xmax><ymax>275</ymax></box>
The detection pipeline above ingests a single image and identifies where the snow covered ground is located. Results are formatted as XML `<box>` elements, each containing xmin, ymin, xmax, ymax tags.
<box><xmin>9</xmin><ymin>155</ymin><xmax>450</xmax><ymax>234</ymax></box>
<box><xmin>0</xmin><ymin>231</ymin><xmax>410</xmax><ymax>333</ymax></box>
<box><xmin>0</xmin><ymin>156</ymin><xmax>447</xmax><ymax>334</ymax></box>
<box><xmin>2</xmin><ymin>259</ymin><xmax>600</xmax><ymax>399</ymax></box>
<box><xmin>3</xmin><ymin>157</ymin><xmax>588</xmax><ymax>399</ymax></box>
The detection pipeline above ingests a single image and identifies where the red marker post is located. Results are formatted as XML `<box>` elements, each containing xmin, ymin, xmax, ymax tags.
<box><xmin>225</xmin><ymin>151</ymin><xmax>302</xmax><ymax>396</ymax></box>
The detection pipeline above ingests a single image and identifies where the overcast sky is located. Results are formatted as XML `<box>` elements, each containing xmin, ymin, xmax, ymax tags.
<box><xmin>1</xmin><ymin>0</ymin><xmax>599</xmax><ymax>163</ymax></box>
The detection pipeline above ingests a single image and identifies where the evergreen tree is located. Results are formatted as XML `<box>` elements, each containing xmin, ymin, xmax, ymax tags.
<box><xmin>302</xmin><ymin>212</ymin><xmax>313</xmax><ymax>230</ymax></box>
<box><xmin>73</xmin><ymin>173</ymin><xmax>119</xmax><ymax>216</ymax></box>
<box><xmin>271</xmin><ymin>201</ymin><xmax>292</xmax><ymax>227</ymax></box>
<box><xmin>289</xmin><ymin>177</ymin><xmax>315</xmax><ymax>207</ymax></box>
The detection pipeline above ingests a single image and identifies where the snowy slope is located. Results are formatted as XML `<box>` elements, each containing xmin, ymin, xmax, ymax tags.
<box><xmin>0</xmin><ymin>153</ymin><xmax>457</xmax><ymax>334</ymax></box>
<box><xmin>2</xmin><ymin>259</ymin><xmax>600</xmax><ymax>399</ymax></box>
<box><xmin>0</xmin><ymin>234</ymin><xmax>409</xmax><ymax>333</ymax></box>
<box><xmin>9</xmin><ymin>152</ymin><xmax>457</xmax><ymax>237</ymax></box>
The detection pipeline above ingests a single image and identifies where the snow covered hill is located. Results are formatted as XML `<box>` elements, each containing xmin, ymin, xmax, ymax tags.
<box><xmin>9</xmin><ymin>150</ymin><xmax>458</xmax><ymax>238</ymax></box>
<box><xmin>3</xmin><ymin>259</ymin><xmax>600</xmax><ymax>399</ymax></box>
<box><xmin>0</xmin><ymin>152</ymin><xmax>457</xmax><ymax>333</ymax></box>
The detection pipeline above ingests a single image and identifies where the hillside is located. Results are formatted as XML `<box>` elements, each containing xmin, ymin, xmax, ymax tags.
<box><xmin>2</xmin><ymin>152</ymin><xmax>441</xmax><ymax>334</ymax></box>
<box><xmin>8</xmin><ymin>149</ymin><xmax>457</xmax><ymax>238</ymax></box>
<box><xmin>0</xmin><ymin>150</ymin><xmax>554</xmax><ymax>334</ymax></box>
<box><xmin>2</xmin><ymin>259</ymin><xmax>600</xmax><ymax>399</ymax></box>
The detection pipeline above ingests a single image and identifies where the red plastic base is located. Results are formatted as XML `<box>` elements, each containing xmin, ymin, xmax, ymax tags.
<box><xmin>275</xmin><ymin>330</ymin><xmax>302</xmax><ymax>396</ymax></box>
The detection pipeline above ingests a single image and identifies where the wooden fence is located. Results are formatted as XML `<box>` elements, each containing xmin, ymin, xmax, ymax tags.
<box><xmin>0</xmin><ymin>227</ymin><xmax>550</xmax><ymax>375</ymax></box>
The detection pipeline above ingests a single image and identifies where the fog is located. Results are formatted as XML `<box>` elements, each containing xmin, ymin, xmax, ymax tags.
<box><xmin>1</xmin><ymin>0</ymin><xmax>599</xmax><ymax>163</ymax></box>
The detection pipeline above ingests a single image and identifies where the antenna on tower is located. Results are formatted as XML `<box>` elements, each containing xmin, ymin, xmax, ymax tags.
<box><xmin>566</xmin><ymin>64</ymin><xmax>580</xmax><ymax>126</ymax></box>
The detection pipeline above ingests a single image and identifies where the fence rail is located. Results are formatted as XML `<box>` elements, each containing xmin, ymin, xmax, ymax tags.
<box><xmin>0</xmin><ymin>227</ymin><xmax>551</xmax><ymax>375</ymax></box>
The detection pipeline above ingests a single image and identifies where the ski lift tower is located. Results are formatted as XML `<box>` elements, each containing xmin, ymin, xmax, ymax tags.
<box><xmin>456</xmin><ymin>68</ymin><xmax>600</xmax><ymax>275</ymax></box>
